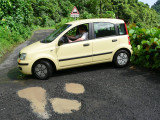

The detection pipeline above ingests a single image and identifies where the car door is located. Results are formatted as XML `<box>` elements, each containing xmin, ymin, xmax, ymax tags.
<box><xmin>92</xmin><ymin>22</ymin><xmax>119</xmax><ymax>62</ymax></box>
<box><xmin>56</xmin><ymin>24</ymin><xmax>92</xmax><ymax>67</ymax></box>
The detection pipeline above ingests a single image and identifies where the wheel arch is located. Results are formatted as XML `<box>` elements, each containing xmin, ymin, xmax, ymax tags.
<box><xmin>32</xmin><ymin>58</ymin><xmax>57</xmax><ymax>74</ymax></box>
<box><xmin>112</xmin><ymin>48</ymin><xmax>131</xmax><ymax>61</ymax></box>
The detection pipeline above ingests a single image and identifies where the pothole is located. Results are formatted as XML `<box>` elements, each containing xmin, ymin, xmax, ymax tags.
<box><xmin>65</xmin><ymin>83</ymin><xmax>85</xmax><ymax>94</ymax></box>
<box><xmin>17</xmin><ymin>87</ymin><xmax>50</xmax><ymax>119</ymax></box>
<box><xmin>50</xmin><ymin>98</ymin><xmax>81</xmax><ymax>114</ymax></box>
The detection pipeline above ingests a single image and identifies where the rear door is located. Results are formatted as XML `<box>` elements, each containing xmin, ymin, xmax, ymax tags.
<box><xmin>92</xmin><ymin>22</ymin><xmax>119</xmax><ymax>62</ymax></box>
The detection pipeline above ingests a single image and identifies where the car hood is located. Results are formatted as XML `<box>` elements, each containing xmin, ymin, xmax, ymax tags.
<box><xmin>20</xmin><ymin>41</ymin><xmax>53</xmax><ymax>54</ymax></box>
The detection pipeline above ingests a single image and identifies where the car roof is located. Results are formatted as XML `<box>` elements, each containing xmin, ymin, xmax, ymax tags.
<box><xmin>67</xmin><ymin>18</ymin><xmax>125</xmax><ymax>25</ymax></box>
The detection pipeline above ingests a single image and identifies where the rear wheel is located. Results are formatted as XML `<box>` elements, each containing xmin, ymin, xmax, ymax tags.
<box><xmin>33</xmin><ymin>60</ymin><xmax>53</xmax><ymax>80</ymax></box>
<box><xmin>113</xmin><ymin>50</ymin><xmax>130</xmax><ymax>68</ymax></box>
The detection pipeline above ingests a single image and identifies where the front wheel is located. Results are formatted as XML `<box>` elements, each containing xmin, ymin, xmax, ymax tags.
<box><xmin>113</xmin><ymin>50</ymin><xmax>130</xmax><ymax>68</ymax></box>
<box><xmin>32</xmin><ymin>60</ymin><xmax>53</xmax><ymax>80</ymax></box>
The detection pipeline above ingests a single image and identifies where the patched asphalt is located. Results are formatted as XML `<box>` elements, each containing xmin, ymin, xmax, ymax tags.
<box><xmin>1</xmin><ymin>30</ymin><xmax>160</xmax><ymax>120</ymax></box>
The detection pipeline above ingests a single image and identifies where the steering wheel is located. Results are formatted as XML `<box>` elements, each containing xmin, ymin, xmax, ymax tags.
<box><xmin>60</xmin><ymin>35</ymin><xmax>69</xmax><ymax>43</ymax></box>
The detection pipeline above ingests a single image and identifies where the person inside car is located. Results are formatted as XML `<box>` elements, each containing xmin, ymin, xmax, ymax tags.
<box><xmin>67</xmin><ymin>25</ymin><xmax>88</xmax><ymax>43</ymax></box>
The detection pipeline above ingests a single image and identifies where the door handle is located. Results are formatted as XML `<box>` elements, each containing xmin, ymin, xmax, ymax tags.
<box><xmin>83</xmin><ymin>43</ymin><xmax>90</xmax><ymax>47</ymax></box>
<box><xmin>112</xmin><ymin>39</ymin><xmax>117</xmax><ymax>42</ymax></box>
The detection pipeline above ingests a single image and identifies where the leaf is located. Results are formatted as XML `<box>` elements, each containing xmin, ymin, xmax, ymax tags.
<box><xmin>146</xmin><ymin>29</ymin><xmax>150</xmax><ymax>34</ymax></box>
<box><xmin>149</xmin><ymin>49</ymin><xmax>156</xmax><ymax>52</ymax></box>
<box><xmin>129</xmin><ymin>29</ymin><xmax>135</xmax><ymax>34</ymax></box>
<box><xmin>154</xmin><ymin>38</ymin><xmax>158</xmax><ymax>42</ymax></box>
<box><xmin>132</xmin><ymin>34</ymin><xmax>137</xmax><ymax>39</ymax></box>
<box><xmin>156</xmin><ymin>45</ymin><xmax>160</xmax><ymax>49</ymax></box>
<box><xmin>137</xmin><ymin>45</ymin><xmax>141</xmax><ymax>50</ymax></box>
<box><xmin>141</xmin><ymin>40</ymin><xmax>147</xmax><ymax>44</ymax></box>
<box><xmin>146</xmin><ymin>55</ymin><xmax>150</xmax><ymax>60</ymax></box>
<box><xmin>155</xmin><ymin>53</ymin><xmax>159</xmax><ymax>57</ymax></box>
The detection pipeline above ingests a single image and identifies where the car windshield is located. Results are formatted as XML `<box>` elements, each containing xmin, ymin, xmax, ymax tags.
<box><xmin>41</xmin><ymin>24</ymin><xmax>71</xmax><ymax>43</ymax></box>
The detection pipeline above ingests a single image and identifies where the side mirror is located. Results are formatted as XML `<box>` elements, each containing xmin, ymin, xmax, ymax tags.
<box><xmin>58</xmin><ymin>39</ymin><xmax>64</xmax><ymax>46</ymax></box>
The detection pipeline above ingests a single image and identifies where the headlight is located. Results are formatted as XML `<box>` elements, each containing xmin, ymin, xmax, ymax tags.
<box><xmin>19</xmin><ymin>53</ymin><xmax>27</xmax><ymax>60</ymax></box>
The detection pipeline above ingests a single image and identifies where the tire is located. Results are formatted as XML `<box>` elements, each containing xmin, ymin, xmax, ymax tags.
<box><xmin>32</xmin><ymin>60</ymin><xmax>53</xmax><ymax>80</ymax></box>
<box><xmin>113</xmin><ymin>50</ymin><xmax>130</xmax><ymax>68</ymax></box>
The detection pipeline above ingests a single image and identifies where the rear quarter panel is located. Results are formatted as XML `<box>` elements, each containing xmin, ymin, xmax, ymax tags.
<box><xmin>110</xmin><ymin>35</ymin><xmax>132</xmax><ymax>60</ymax></box>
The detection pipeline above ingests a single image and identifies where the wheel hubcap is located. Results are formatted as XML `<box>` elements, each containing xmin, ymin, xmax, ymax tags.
<box><xmin>117</xmin><ymin>53</ymin><xmax>128</xmax><ymax>65</ymax></box>
<box><xmin>35</xmin><ymin>64</ymin><xmax>47</xmax><ymax>78</ymax></box>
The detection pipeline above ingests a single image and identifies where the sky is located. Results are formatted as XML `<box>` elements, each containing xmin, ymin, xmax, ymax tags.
<box><xmin>139</xmin><ymin>0</ymin><xmax>157</xmax><ymax>7</ymax></box>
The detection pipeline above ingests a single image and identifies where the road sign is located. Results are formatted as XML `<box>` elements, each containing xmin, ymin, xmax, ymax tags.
<box><xmin>71</xmin><ymin>6</ymin><xmax>79</xmax><ymax>18</ymax></box>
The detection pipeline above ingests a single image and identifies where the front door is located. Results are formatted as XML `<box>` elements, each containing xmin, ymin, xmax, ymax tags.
<box><xmin>56</xmin><ymin>23</ymin><xmax>92</xmax><ymax>67</ymax></box>
<box><xmin>57</xmin><ymin>40</ymin><xmax>92</xmax><ymax>67</ymax></box>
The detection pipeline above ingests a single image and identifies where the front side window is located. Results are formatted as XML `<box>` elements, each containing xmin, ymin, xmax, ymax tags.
<box><xmin>41</xmin><ymin>24</ymin><xmax>71</xmax><ymax>43</ymax></box>
<box><xmin>117</xmin><ymin>24</ymin><xmax>126</xmax><ymax>35</ymax></box>
<box><xmin>62</xmin><ymin>24</ymin><xmax>89</xmax><ymax>43</ymax></box>
<box><xmin>94</xmin><ymin>22</ymin><xmax>116</xmax><ymax>38</ymax></box>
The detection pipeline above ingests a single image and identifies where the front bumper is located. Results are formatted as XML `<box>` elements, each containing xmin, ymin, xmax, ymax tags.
<box><xmin>17</xmin><ymin>58</ymin><xmax>33</xmax><ymax>75</ymax></box>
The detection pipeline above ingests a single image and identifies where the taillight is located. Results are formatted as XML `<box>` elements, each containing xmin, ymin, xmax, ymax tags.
<box><xmin>128</xmin><ymin>36</ymin><xmax>130</xmax><ymax>45</ymax></box>
<box><xmin>125</xmin><ymin>23</ymin><xmax>130</xmax><ymax>45</ymax></box>
<box><xmin>125</xmin><ymin>23</ymin><xmax>129</xmax><ymax>35</ymax></box>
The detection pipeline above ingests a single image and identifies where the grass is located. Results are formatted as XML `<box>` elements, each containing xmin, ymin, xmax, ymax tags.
<box><xmin>0</xmin><ymin>25</ymin><xmax>56</xmax><ymax>64</ymax></box>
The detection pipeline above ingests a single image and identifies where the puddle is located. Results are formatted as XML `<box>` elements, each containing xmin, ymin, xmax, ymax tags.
<box><xmin>17</xmin><ymin>87</ymin><xmax>50</xmax><ymax>119</ymax></box>
<box><xmin>65</xmin><ymin>83</ymin><xmax>85</xmax><ymax>94</ymax></box>
<box><xmin>50</xmin><ymin>98</ymin><xmax>81</xmax><ymax>114</ymax></box>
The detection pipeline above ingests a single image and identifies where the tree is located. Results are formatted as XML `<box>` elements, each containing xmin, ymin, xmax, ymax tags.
<box><xmin>152</xmin><ymin>0</ymin><xmax>160</xmax><ymax>13</ymax></box>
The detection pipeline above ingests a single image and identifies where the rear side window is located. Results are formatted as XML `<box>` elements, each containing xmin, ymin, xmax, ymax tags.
<box><xmin>118</xmin><ymin>24</ymin><xmax>126</xmax><ymax>35</ymax></box>
<box><xmin>94</xmin><ymin>22</ymin><xmax>116</xmax><ymax>38</ymax></box>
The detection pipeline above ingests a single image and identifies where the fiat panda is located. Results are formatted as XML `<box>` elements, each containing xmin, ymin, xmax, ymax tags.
<box><xmin>18</xmin><ymin>19</ymin><xmax>132</xmax><ymax>80</ymax></box>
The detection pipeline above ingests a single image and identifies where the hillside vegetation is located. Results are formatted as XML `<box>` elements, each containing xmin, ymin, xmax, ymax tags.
<box><xmin>152</xmin><ymin>0</ymin><xmax>160</xmax><ymax>13</ymax></box>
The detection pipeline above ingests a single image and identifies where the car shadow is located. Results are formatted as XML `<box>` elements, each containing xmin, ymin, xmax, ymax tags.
<box><xmin>7</xmin><ymin>62</ymin><xmax>115</xmax><ymax>81</ymax></box>
<box><xmin>7</xmin><ymin>67</ymin><xmax>33</xmax><ymax>81</ymax></box>
<box><xmin>53</xmin><ymin>62</ymin><xmax>115</xmax><ymax>77</ymax></box>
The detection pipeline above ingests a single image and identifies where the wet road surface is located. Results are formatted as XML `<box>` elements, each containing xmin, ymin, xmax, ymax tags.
<box><xmin>1</xmin><ymin>29</ymin><xmax>160</xmax><ymax>120</ymax></box>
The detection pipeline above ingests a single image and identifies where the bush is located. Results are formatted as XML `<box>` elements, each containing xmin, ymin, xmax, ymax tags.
<box><xmin>100</xmin><ymin>11</ymin><xmax>116</xmax><ymax>18</ymax></box>
<box><xmin>129</xmin><ymin>24</ymin><xmax>160</xmax><ymax>69</ymax></box>
<box><xmin>55</xmin><ymin>17</ymin><xmax>74</xmax><ymax>29</ymax></box>
<box><xmin>0</xmin><ymin>23</ymin><xmax>32</xmax><ymax>58</ymax></box>
<box><xmin>81</xmin><ymin>11</ymin><xmax>94</xmax><ymax>19</ymax></box>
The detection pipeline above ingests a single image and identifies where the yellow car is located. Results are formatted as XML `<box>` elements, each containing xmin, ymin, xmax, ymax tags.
<box><xmin>18</xmin><ymin>19</ymin><xmax>132</xmax><ymax>80</ymax></box>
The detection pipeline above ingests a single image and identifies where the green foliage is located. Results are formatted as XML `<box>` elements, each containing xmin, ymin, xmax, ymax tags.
<box><xmin>81</xmin><ymin>11</ymin><xmax>94</xmax><ymax>19</ymax></box>
<box><xmin>0</xmin><ymin>23</ymin><xmax>32</xmax><ymax>57</ymax></box>
<box><xmin>0</xmin><ymin>0</ymin><xmax>159</xmax><ymax>29</ymax></box>
<box><xmin>152</xmin><ymin>0</ymin><xmax>160</xmax><ymax>25</ymax></box>
<box><xmin>55</xmin><ymin>17</ymin><xmax>74</xmax><ymax>29</ymax></box>
<box><xmin>100</xmin><ymin>11</ymin><xmax>116</xmax><ymax>18</ymax></box>
<box><xmin>129</xmin><ymin>24</ymin><xmax>160</xmax><ymax>69</ymax></box>
<box><xmin>152</xmin><ymin>0</ymin><xmax>160</xmax><ymax>13</ymax></box>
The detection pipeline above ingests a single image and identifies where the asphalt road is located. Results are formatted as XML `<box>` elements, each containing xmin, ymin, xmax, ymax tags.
<box><xmin>1</xmin><ymin>29</ymin><xmax>160</xmax><ymax>120</ymax></box>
